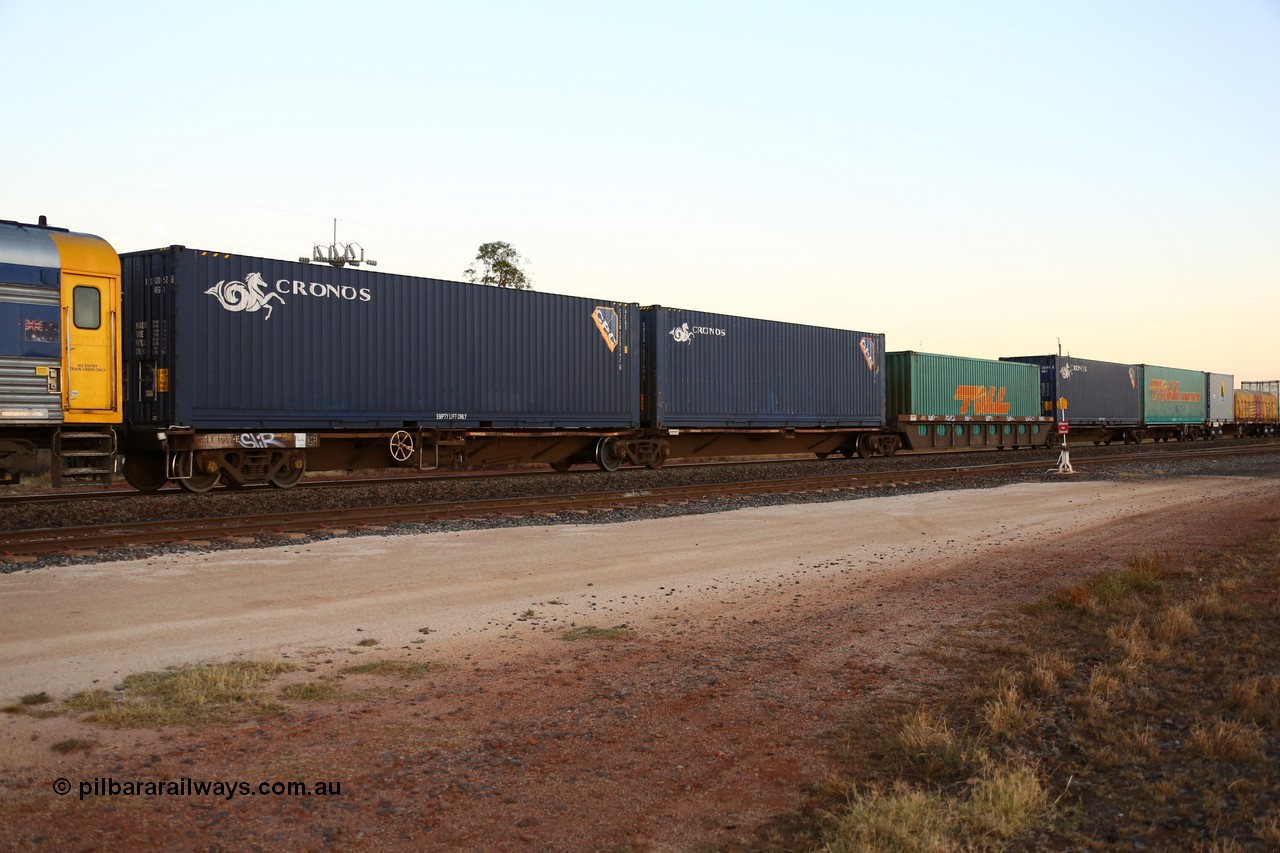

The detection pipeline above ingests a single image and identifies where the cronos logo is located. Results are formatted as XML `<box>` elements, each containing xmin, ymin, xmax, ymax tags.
<box><xmin>205</xmin><ymin>272</ymin><xmax>373</xmax><ymax>320</ymax></box>
<box><xmin>668</xmin><ymin>322</ymin><xmax>727</xmax><ymax>345</ymax></box>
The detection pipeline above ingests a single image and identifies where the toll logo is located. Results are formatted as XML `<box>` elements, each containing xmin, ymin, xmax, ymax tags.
<box><xmin>205</xmin><ymin>272</ymin><xmax>286</xmax><ymax>320</ymax></box>
<box><xmin>1148</xmin><ymin>379</ymin><xmax>1201</xmax><ymax>403</ymax></box>
<box><xmin>593</xmin><ymin>307</ymin><xmax>620</xmax><ymax>352</ymax></box>
<box><xmin>954</xmin><ymin>385</ymin><xmax>1011</xmax><ymax>415</ymax></box>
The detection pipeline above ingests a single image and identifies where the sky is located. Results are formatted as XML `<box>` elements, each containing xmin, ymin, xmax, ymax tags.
<box><xmin>3</xmin><ymin>1</ymin><xmax>1278</xmax><ymax>380</ymax></box>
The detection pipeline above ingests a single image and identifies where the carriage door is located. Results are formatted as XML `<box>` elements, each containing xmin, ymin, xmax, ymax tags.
<box><xmin>61</xmin><ymin>273</ymin><xmax>119</xmax><ymax>417</ymax></box>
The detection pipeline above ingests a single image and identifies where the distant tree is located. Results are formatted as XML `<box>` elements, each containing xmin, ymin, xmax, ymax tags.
<box><xmin>464</xmin><ymin>241</ymin><xmax>533</xmax><ymax>290</ymax></box>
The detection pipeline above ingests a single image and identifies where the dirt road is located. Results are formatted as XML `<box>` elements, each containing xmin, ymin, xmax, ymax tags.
<box><xmin>2</xmin><ymin>473</ymin><xmax>1277</xmax><ymax>850</ymax></box>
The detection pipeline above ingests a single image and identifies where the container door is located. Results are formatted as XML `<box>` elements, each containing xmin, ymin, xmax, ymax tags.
<box><xmin>62</xmin><ymin>273</ymin><xmax>119</xmax><ymax>415</ymax></box>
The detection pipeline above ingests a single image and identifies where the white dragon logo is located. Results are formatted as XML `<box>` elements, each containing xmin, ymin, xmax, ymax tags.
<box><xmin>205</xmin><ymin>272</ymin><xmax>286</xmax><ymax>320</ymax></box>
<box><xmin>669</xmin><ymin>323</ymin><xmax>693</xmax><ymax>344</ymax></box>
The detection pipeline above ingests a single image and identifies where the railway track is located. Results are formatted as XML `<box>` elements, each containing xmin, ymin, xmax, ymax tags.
<box><xmin>2</xmin><ymin>443</ymin><xmax>1275</xmax><ymax>561</ymax></box>
<box><xmin>4</xmin><ymin>437</ymin><xmax>1271</xmax><ymax>506</ymax></box>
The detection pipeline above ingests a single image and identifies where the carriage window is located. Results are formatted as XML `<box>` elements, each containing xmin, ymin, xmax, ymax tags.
<box><xmin>73</xmin><ymin>286</ymin><xmax>101</xmax><ymax>329</ymax></box>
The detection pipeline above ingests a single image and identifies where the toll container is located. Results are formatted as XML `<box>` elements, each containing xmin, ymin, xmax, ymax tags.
<box><xmin>999</xmin><ymin>355</ymin><xmax>1141</xmax><ymax>426</ymax></box>
<box><xmin>1138</xmin><ymin>365</ymin><xmax>1205</xmax><ymax>425</ymax></box>
<box><xmin>1205</xmin><ymin>372</ymin><xmax>1234</xmax><ymax>426</ymax></box>
<box><xmin>886</xmin><ymin>351</ymin><xmax>1049</xmax><ymax>450</ymax></box>
<box><xmin>120</xmin><ymin>246</ymin><xmax>640</xmax><ymax>430</ymax></box>
<box><xmin>639</xmin><ymin>306</ymin><xmax>884</xmax><ymax>428</ymax></box>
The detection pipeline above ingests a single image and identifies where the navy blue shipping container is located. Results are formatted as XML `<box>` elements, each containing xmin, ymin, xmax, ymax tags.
<box><xmin>1000</xmin><ymin>355</ymin><xmax>1141</xmax><ymax>426</ymax></box>
<box><xmin>640</xmin><ymin>306</ymin><xmax>885</xmax><ymax>428</ymax></box>
<box><xmin>120</xmin><ymin>247</ymin><xmax>639</xmax><ymax>430</ymax></box>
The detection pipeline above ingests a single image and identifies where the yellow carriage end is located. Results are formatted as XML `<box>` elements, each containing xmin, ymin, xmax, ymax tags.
<box><xmin>48</xmin><ymin>229</ymin><xmax>123</xmax><ymax>424</ymax></box>
<box><xmin>46</xmin><ymin>229</ymin><xmax>121</xmax><ymax>279</ymax></box>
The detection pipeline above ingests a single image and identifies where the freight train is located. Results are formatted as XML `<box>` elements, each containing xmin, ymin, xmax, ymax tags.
<box><xmin>2</xmin><ymin>217</ymin><xmax>1276</xmax><ymax>492</ymax></box>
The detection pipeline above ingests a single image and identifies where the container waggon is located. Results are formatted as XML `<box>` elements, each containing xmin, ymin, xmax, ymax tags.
<box><xmin>639</xmin><ymin>306</ymin><xmax>886</xmax><ymax>460</ymax></box>
<box><xmin>1005</xmin><ymin>355</ymin><xmax>1239</xmax><ymax>444</ymax></box>
<box><xmin>1205</xmin><ymin>372</ymin><xmax>1234</xmax><ymax>438</ymax></box>
<box><xmin>1138</xmin><ymin>364</ymin><xmax>1212</xmax><ymax>442</ymax></box>
<box><xmin>117</xmin><ymin>244</ymin><xmax>642</xmax><ymax>490</ymax></box>
<box><xmin>1001</xmin><ymin>354</ymin><xmax>1142</xmax><ymax>445</ymax></box>
<box><xmin>1236</xmin><ymin>382</ymin><xmax>1279</xmax><ymax>436</ymax></box>
<box><xmin>885</xmin><ymin>352</ymin><xmax>1054</xmax><ymax>451</ymax></box>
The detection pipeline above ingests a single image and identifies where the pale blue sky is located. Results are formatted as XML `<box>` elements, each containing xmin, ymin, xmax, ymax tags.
<box><xmin>4</xmin><ymin>1</ymin><xmax>1278</xmax><ymax>379</ymax></box>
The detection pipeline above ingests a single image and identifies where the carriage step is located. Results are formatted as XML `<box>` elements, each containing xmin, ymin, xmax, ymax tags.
<box><xmin>51</xmin><ymin>429</ymin><xmax>118</xmax><ymax>488</ymax></box>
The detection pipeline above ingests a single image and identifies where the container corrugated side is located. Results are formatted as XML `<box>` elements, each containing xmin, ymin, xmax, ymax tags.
<box><xmin>121</xmin><ymin>247</ymin><xmax>639</xmax><ymax>429</ymax></box>
<box><xmin>640</xmin><ymin>306</ymin><xmax>884</xmax><ymax>428</ymax></box>
<box><xmin>1205</xmin><ymin>372</ymin><xmax>1234</xmax><ymax>423</ymax></box>
<box><xmin>1234</xmin><ymin>390</ymin><xmax>1277</xmax><ymax>422</ymax></box>
<box><xmin>1000</xmin><ymin>354</ymin><xmax>1141</xmax><ymax>425</ymax></box>
<box><xmin>886</xmin><ymin>352</ymin><xmax>1040</xmax><ymax>418</ymax></box>
<box><xmin>1138</xmin><ymin>365</ymin><xmax>1205</xmax><ymax>424</ymax></box>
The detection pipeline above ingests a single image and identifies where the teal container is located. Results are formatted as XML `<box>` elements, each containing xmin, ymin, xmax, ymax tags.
<box><xmin>886</xmin><ymin>351</ymin><xmax>1040</xmax><ymax>418</ymax></box>
<box><xmin>1139</xmin><ymin>365</ymin><xmax>1206</xmax><ymax>424</ymax></box>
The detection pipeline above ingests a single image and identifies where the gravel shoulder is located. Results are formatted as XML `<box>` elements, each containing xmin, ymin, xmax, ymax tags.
<box><xmin>2</xmin><ymin>466</ymin><xmax>1278</xmax><ymax>850</ymax></box>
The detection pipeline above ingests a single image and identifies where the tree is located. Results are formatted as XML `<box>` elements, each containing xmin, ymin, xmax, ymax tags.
<box><xmin>464</xmin><ymin>241</ymin><xmax>533</xmax><ymax>290</ymax></box>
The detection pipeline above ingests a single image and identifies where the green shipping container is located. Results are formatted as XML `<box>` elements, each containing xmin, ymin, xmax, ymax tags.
<box><xmin>1139</xmin><ymin>364</ymin><xmax>1205</xmax><ymax>424</ymax></box>
<box><xmin>886</xmin><ymin>351</ymin><xmax>1041</xmax><ymax>418</ymax></box>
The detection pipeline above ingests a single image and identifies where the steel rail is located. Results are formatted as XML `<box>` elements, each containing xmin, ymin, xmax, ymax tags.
<box><xmin>1</xmin><ymin>444</ymin><xmax>1276</xmax><ymax>559</ymax></box>
<box><xmin>5</xmin><ymin>438</ymin><xmax>1274</xmax><ymax>506</ymax></box>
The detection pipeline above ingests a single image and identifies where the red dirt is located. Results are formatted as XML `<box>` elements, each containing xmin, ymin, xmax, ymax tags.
<box><xmin>1</xmin><ymin>475</ymin><xmax>1276</xmax><ymax>851</ymax></box>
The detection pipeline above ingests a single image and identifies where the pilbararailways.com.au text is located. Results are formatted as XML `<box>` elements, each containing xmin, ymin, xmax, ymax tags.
<box><xmin>54</xmin><ymin>776</ymin><xmax>342</xmax><ymax>801</ymax></box>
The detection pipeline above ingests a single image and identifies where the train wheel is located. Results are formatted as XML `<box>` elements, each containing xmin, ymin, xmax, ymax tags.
<box><xmin>882</xmin><ymin>436</ymin><xmax>899</xmax><ymax>457</ymax></box>
<box><xmin>179</xmin><ymin>470</ymin><xmax>221</xmax><ymax>493</ymax></box>
<box><xmin>271</xmin><ymin>456</ymin><xmax>306</xmax><ymax>488</ymax></box>
<box><xmin>389</xmin><ymin>430</ymin><xmax>417</xmax><ymax>466</ymax></box>
<box><xmin>856</xmin><ymin>433</ymin><xmax>876</xmax><ymax>459</ymax></box>
<box><xmin>595</xmin><ymin>437</ymin><xmax>624</xmax><ymax>472</ymax></box>
<box><xmin>122</xmin><ymin>452</ymin><xmax>166</xmax><ymax>492</ymax></box>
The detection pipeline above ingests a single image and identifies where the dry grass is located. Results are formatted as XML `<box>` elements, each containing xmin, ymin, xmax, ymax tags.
<box><xmin>64</xmin><ymin>661</ymin><xmax>295</xmax><ymax>727</ymax></box>
<box><xmin>789</xmin><ymin>540</ymin><xmax>1280</xmax><ymax>852</ymax></box>
<box><xmin>560</xmin><ymin>625</ymin><xmax>636</xmax><ymax>642</ymax></box>
<box><xmin>49</xmin><ymin>738</ymin><xmax>96</xmax><ymax>754</ymax></box>
<box><xmin>338</xmin><ymin>660</ymin><xmax>440</xmax><ymax>677</ymax></box>
<box><xmin>280</xmin><ymin>680</ymin><xmax>344</xmax><ymax>702</ymax></box>
<box><xmin>1085</xmin><ymin>567</ymin><xmax>1164</xmax><ymax>607</ymax></box>
<box><xmin>1106</xmin><ymin>616</ymin><xmax>1155</xmax><ymax>663</ymax></box>
<box><xmin>820</xmin><ymin>765</ymin><xmax>1049</xmax><ymax>853</ymax></box>
<box><xmin>1025</xmin><ymin>651</ymin><xmax>1072</xmax><ymax>696</ymax></box>
<box><xmin>980</xmin><ymin>683</ymin><xmax>1039</xmax><ymax>740</ymax></box>
<box><xmin>1186</xmin><ymin>718</ymin><xmax>1265</xmax><ymax>763</ymax></box>
<box><xmin>889</xmin><ymin>708</ymin><xmax>976</xmax><ymax>780</ymax></box>
<box><xmin>1151</xmin><ymin>603</ymin><xmax>1196</xmax><ymax>644</ymax></box>
<box><xmin>1227</xmin><ymin>674</ymin><xmax>1280</xmax><ymax>726</ymax></box>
